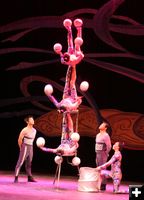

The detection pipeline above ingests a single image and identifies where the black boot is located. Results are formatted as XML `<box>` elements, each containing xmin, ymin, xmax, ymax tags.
<box><xmin>14</xmin><ymin>176</ymin><xmax>18</xmax><ymax>183</ymax></box>
<box><xmin>28</xmin><ymin>176</ymin><xmax>36</xmax><ymax>182</ymax></box>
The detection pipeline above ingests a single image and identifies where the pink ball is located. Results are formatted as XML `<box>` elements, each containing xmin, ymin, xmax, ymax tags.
<box><xmin>80</xmin><ymin>81</ymin><xmax>89</xmax><ymax>92</ymax></box>
<box><xmin>70</xmin><ymin>132</ymin><xmax>80</xmax><ymax>142</ymax></box>
<box><xmin>44</xmin><ymin>84</ymin><xmax>53</xmax><ymax>96</ymax></box>
<box><xmin>74</xmin><ymin>37</ymin><xmax>83</xmax><ymax>46</ymax></box>
<box><xmin>74</xmin><ymin>19</ymin><xmax>83</xmax><ymax>27</ymax></box>
<box><xmin>72</xmin><ymin>156</ymin><xmax>81</xmax><ymax>166</ymax></box>
<box><xmin>63</xmin><ymin>19</ymin><xmax>72</xmax><ymax>28</ymax></box>
<box><xmin>53</xmin><ymin>43</ymin><xmax>62</xmax><ymax>54</ymax></box>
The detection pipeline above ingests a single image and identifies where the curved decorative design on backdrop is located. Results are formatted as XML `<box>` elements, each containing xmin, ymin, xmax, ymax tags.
<box><xmin>93</xmin><ymin>0</ymin><xmax>126</xmax><ymax>51</ymax></box>
<box><xmin>0</xmin><ymin>0</ymin><xmax>143</xmax><ymax>150</ymax></box>
<box><xmin>0</xmin><ymin>0</ymin><xmax>143</xmax><ymax>82</ymax></box>
<box><xmin>34</xmin><ymin>106</ymin><xmax>144</xmax><ymax>150</ymax></box>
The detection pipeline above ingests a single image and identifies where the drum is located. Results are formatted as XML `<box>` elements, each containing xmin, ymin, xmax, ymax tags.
<box><xmin>78</xmin><ymin>167</ymin><xmax>101</xmax><ymax>192</ymax></box>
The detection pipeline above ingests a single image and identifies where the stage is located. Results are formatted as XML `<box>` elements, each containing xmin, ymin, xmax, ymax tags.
<box><xmin>0</xmin><ymin>171</ymin><xmax>133</xmax><ymax>200</ymax></box>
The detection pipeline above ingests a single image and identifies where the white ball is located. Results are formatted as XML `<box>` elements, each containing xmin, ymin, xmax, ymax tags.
<box><xmin>53</xmin><ymin>43</ymin><xmax>62</xmax><ymax>54</ymax></box>
<box><xmin>63</xmin><ymin>19</ymin><xmax>72</xmax><ymax>28</ymax></box>
<box><xmin>72</xmin><ymin>156</ymin><xmax>81</xmax><ymax>166</ymax></box>
<box><xmin>74</xmin><ymin>19</ymin><xmax>83</xmax><ymax>27</ymax></box>
<box><xmin>74</xmin><ymin>37</ymin><xmax>83</xmax><ymax>46</ymax></box>
<box><xmin>36</xmin><ymin>137</ymin><xmax>45</xmax><ymax>147</ymax></box>
<box><xmin>80</xmin><ymin>81</ymin><xmax>89</xmax><ymax>92</ymax></box>
<box><xmin>44</xmin><ymin>84</ymin><xmax>53</xmax><ymax>96</ymax></box>
<box><xmin>70</xmin><ymin>132</ymin><xmax>80</xmax><ymax>142</ymax></box>
<box><xmin>54</xmin><ymin>156</ymin><xmax>63</xmax><ymax>165</ymax></box>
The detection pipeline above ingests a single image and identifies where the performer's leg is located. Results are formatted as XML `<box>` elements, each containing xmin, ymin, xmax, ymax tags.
<box><xmin>61</xmin><ymin>112</ymin><xmax>69</xmax><ymax>141</ymax></box>
<box><xmin>25</xmin><ymin>146</ymin><xmax>33</xmax><ymax>177</ymax></box>
<box><xmin>67</xmin><ymin>113</ymin><xmax>74</xmax><ymax>136</ymax></box>
<box><xmin>113</xmin><ymin>178</ymin><xmax>121</xmax><ymax>193</ymax></box>
<box><xmin>63</xmin><ymin>19</ymin><xmax>74</xmax><ymax>54</ymax></box>
<box><xmin>112</xmin><ymin>172</ymin><xmax>122</xmax><ymax>192</ymax></box>
<box><xmin>25</xmin><ymin>146</ymin><xmax>36</xmax><ymax>182</ymax></box>
<box><xmin>74</xmin><ymin>19</ymin><xmax>83</xmax><ymax>52</ymax></box>
<box><xmin>14</xmin><ymin>144</ymin><xmax>27</xmax><ymax>182</ymax></box>
<box><xmin>70</xmin><ymin>65</ymin><xmax>77</xmax><ymax>101</ymax></box>
<box><xmin>61</xmin><ymin>113</ymin><xmax>73</xmax><ymax>140</ymax></box>
<box><xmin>100</xmin><ymin>170</ymin><xmax>111</xmax><ymax>191</ymax></box>
<box><xmin>74</xmin><ymin>19</ymin><xmax>84</xmax><ymax>64</ymax></box>
<box><xmin>96</xmin><ymin>152</ymin><xmax>108</xmax><ymax>190</ymax></box>
<box><xmin>62</xmin><ymin>66</ymin><xmax>72</xmax><ymax>99</ymax></box>
<box><xmin>74</xmin><ymin>19</ymin><xmax>83</xmax><ymax>38</ymax></box>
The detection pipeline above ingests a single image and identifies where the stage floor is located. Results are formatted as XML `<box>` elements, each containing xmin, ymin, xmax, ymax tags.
<box><xmin>0</xmin><ymin>171</ymin><xmax>136</xmax><ymax>200</ymax></box>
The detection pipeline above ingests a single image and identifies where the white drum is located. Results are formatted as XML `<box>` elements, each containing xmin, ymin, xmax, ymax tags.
<box><xmin>78</xmin><ymin>167</ymin><xmax>101</xmax><ymax>192</ymax></box>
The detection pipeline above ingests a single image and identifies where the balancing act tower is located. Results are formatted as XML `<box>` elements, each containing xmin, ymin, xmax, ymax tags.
<box><xmin>36</xmin><ymin>18</ymin><xmax>89</xmax><ymax>185</ymax></box>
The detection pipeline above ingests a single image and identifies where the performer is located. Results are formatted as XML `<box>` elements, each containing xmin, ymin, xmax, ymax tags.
<box><xmin>48</xmin><ymin>18</ymin><xmax>84</xmax><ymax>115</ymax></box>
<box><xmin>95</xmin><ymin>122</ymin><xmax>112</xmax><ymax>190</ymax></box>
<box><xmin>40</xmin><ymin>140</ymin><xmax>79</xmax><ymax>156</ymax></box>
<box><xmin>96</xmin><ymin>141</ymin><xmax>124</xmax><ymax>193</ymax></box>
<box><xmin>59</xmin><ymin>18</ymin><xmax>84</xmax><ymax>66</ymax></box>
<box><xmin>43</xmin><ymin>19</ymin><xmax>84</xmax><ymax>156</ymax></box>
<box><xmin>14</xmin><ymin>115</ymin><xmax>37</xmax><ymax>183</ymax></box>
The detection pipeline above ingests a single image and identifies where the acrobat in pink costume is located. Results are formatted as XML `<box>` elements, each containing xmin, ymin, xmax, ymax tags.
<box><xmin>98</xmin><ymin>150</ymin><xmax>122</xmax><ymax>193</ymax></box>
<box><xmin>42</xmin><ymin>18</ymin><xmax>84</xmax><ymax>156</ymax></box>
